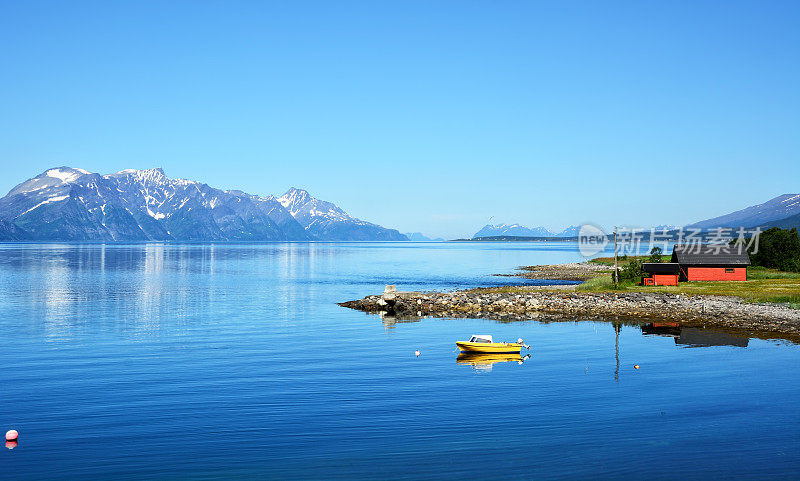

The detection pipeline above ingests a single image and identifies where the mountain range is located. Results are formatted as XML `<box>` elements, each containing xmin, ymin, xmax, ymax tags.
<box><xmin>0</xmin><ymin>167</ymin><xmax>407</xmax><ymax>241</ymax></box>
<box><xmin>471</xmin><ymin>194</ymin><xmax>800</xmax><ymax>239</ymax></box>
<box><xmin>688</xmin><ymin>194</ymin><xmax>800</xmax><ymax>230</ymax></box>
<box><xmin>473</xmin><ymin>224</ymin><xmax>580</xmax><ymax>238</ymax></box>
<box><xmin>2</xmin><ymin>168</ymin><xmax>797</xmax><ymax>242</ymax></box>
<box><xmin>404</xmin><ymin>232</ymin><xmax>445</xmax><ymax>242</ymax></box>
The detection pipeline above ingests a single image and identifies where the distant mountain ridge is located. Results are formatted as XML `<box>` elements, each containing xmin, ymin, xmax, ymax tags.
<box><xmin>0</xmin><ymin>167</ymin><xmax>407</xmax><ymax>241</ymax></box>
<box><xmin>760</xmin><ymin>212</ymin><xmax>800</xmax><ymax>230</ymax></box>
<box><xmin>688</xmin><ymin>194</ymin><xmax>800</xmax><ymax>229</ymax></box>
<box><xmin>277</xmin><ymin>187</ymin><xmax>406</xmax><ymax>241</ymax></box>
<box><xmin>470</xmin><ymin>192</ymin><xmax>800</xmax><ymax>241</ymax></box>
<box><xmin>473</xmin><ymin>224</ymin><xmax>579</xmax><ymax>238</ymax></box>
<box><xmin>404</xmin><ymin>232</ymin><xmax>445</xmax><ymax>241</ymax></box>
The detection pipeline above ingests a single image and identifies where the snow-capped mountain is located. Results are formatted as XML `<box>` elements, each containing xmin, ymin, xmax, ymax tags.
<box><xmin>687</xmin><ymin>194</ymin><xmax>800</xmax><ymax>229</ymax></box>
<box><xmin>473</xmin><ymin>224</ymin><xmax>555</xmax><ymax>238</ymax></box>
<box><xmin>404</xmin><ymin>232</ymin><xmax>445</xmax><ymax>241</ymax></box>
<box><xmin>554</xmin><ymin>225</ymin><xmax>580</xmax><ymax>237</ymax></box>
<box><xmin>277</xmin><ymin>188</ymin><xmax>407</xmax><ymax>241</ymax></box>
<box><xmin>473</xmin><ymin>224</ymin><xmax>582</xmax><ymax>238</ymax></box>
<box><xmin>0</xmin><ymin>167</ymin><xmax>405</xmax><ymax>241</ymax></box>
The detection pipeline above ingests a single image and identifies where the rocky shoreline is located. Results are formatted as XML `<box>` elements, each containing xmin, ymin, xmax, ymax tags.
<box><xmin>340</xmin><ymin>287</ymin><xmax>800</xmax><ymax>342</ymax></box>
<box><xmin>498</xmin><ymin>263</ymin><xmax>611</xmax><ymax>281</ymax></box>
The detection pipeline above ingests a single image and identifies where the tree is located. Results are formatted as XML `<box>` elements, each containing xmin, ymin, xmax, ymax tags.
<box><xmin>745</xmin><ymin>227</ymin><xmax>800</xmax><ymax>272</ymax></box>
<box><xmin>648</xmin><ymin>246</ymin><xmax>663</xmax><ymax>263</ymax></box>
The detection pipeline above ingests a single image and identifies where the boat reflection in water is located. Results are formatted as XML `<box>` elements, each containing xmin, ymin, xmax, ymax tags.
<box><xmin>456</xmin><ymin>352</ymin><xmax>531</xmax><ymax>373</ymax></box>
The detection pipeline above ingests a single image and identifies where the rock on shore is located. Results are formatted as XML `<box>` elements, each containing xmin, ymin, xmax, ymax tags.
<box><xmin>340</xmin><ymin>288</ymin><xmax>800</xmax><ymax>341</ymax></box>
<box><xmin>500</xmin><ymin>263</ymin><xmax>611</xmax><ymax>281</ymax></box>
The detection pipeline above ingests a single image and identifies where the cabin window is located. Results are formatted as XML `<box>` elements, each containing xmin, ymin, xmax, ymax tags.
<box><xmin>725</xmin><ymin>268</ymin><xmax>735</xmax><ymax>273</ymax></box>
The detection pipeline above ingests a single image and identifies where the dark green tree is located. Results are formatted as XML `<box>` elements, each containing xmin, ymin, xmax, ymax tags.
<box><xmin>743</xmin><ymin>227</ymin><xmax>800</xmax><ymax>272</ymax></box>
<box><xmin>648</xmin><ymin>246</ymin><xmax>663</xmax><ymax>263</ymax></box>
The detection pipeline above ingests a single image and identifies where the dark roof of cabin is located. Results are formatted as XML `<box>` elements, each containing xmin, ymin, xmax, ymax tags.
<box><xmin>671</xmin><ymin>244</ymin><xmax>751</xmax><ymax>266</ymax></box>
<box><xmin>642</xmin><ymin>263</ymin><xmax>680</xmax><ymax>274</ymax></box>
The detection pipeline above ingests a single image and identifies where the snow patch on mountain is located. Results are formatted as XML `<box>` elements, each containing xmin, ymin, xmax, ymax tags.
<box><xmin>46</xmin><ymin>167</ymin><xmax>89</xmax><ymax>183</ymax></box>
<box><xmin>277</xmin><ymin>188</ymin><xmax>313</xmax><ymax>216</ymax></box>
<box><xmin>6</xmin><ymin>167</ymin><xmax>89</xmax><ymax>197</ymax></box>
<box><xmin>20</xmin><ymin>195</ymin><xmax>70</xmax><ymax>216</ymax></box>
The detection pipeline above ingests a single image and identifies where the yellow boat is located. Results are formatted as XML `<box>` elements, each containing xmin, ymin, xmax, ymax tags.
<box><xmin>456</xmin><ymin>335</ymin><xmax>530</xmax><ymax>353</ymax></box>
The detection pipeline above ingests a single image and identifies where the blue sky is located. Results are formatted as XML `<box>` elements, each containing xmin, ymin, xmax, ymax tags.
<box><xmin>1</xmin><ymin>1</ymin><xmax>798</xmax><ymax>238</ymax></box>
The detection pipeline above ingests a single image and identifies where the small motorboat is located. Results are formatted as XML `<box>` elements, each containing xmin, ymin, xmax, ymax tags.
<box><xmin>456</xmin><ymin>335</ymin><xmax>530</xmax><ymax>353</ymax></box>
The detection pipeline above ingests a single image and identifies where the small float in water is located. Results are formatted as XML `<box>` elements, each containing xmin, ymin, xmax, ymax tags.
<box><xmin>456</xmin><ymin>335</ymin><xmax>530</xmax><ymax>353</ymax></box>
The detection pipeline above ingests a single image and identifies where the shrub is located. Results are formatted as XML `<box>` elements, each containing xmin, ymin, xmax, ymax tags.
<box><xmin>618</xmin><ymin>258</ymin><xmax>646</xmax><ymax>283</ymax></box>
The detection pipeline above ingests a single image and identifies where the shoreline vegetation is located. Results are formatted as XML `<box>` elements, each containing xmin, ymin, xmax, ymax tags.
<box><xmin>340</xmin><ymin>257</ymin><xmax>800</xmax><ymax>343</ymax></box>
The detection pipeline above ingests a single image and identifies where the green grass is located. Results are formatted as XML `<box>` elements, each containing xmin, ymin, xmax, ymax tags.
<box><xmin>746</xmin><ymin>266</ymin><xmax>800</xmax><ymax>279</ymax></box>
<box><xmin>584</xmin><ymin>257</ymin><xmax>800</xmax><ymax>305</ymax></box>
<box><xmin>577</xmin><ymin>271</ymin><xmax>800</xmax><ymax>307</ymax></box>
<box><xmin>577</xmin><ymin>274</ymin><xmax>644</xmax><ymax>292</ymax></box>
<box><xmin>589</xmin><ymin>254</ymin><xmax>671</xmax><ymax>266</ymax></box>
<box><xmin>577</xmin><ymin>274</ymin><xmax>630</xmax><ymax>291</ymax></box>
<box><xmin>478</xmin><ymin>255</ymin><xmax>800</xmax><ymax>307</ymax></box>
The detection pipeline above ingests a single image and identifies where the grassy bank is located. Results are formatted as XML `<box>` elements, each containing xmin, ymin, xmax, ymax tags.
<box><xmin>589</xmin><ymin>254</ymin><xmax>672</xmax><ymax>266</ymax></box>
<box><xmin>580</xmin><ymin>261</ymin><xmax>800</xmax><ymax>307</ymax></box>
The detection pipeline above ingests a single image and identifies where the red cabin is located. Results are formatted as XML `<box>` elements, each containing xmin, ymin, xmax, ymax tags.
<box><xmin>641</xmin><ymin>262</ymin><xmax>680</xmax><ymax>285</ymax></box>
<box><xmin>641</xmin><ymin>244</ymin><xmax>750</xmax><ymax>285</ymax></box>
<box><xmin>670</xmin><ymin>244</ymin><xmax>750</xmax><ymax>282</ymax></box>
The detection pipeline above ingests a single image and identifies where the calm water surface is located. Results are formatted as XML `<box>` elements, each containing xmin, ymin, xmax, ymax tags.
<box><xmin>1</xmin><ymin>242</ymin><xmax>798</xmax><ymax>480</ymax></box>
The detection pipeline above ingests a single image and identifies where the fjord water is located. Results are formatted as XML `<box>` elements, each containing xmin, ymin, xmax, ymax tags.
<box><xmin>1</xmin><ymin>243</ymin><xmax>798</xmax><ymax>480</ymax></box>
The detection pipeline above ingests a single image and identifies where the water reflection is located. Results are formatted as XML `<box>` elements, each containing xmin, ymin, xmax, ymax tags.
<box><xmin>456</xmin><ymin>352</ymin><xmax>531</xmax><ymax>373</ymax></box>
<box><xmin>0</xmin><ymin>243</ymin><xmax>795</xmax><ymax>481</ymax></box>
<box><xmin>378</xmin><ymin>312</ymin><xmax>422</xmax><ymax>330</ymax></box>
<box><xmin>642</xmin><ymin>322</ymin><xmax>749</xmax><ymax>348</ymax></box>
<box><xmin>376</xmin><ymin>313</ymin><xmax>753</xmax><ymax>351</ymax></box>
<box><xmin>0</xmin><ymin>243</ymin><xmax>341</xmax><ymax>340</ymax></box>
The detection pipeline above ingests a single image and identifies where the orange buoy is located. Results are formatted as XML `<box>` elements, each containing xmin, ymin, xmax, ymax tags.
<box><xmin>634</xmin><ymin>365</ymin><xmax>640</xmax><ymax>369</ymax></box>
<box><xmin>5</xmin><ymin>441</ymin><xmax>17</xmax><ymax>450</ymax></box>
<box><xmin>414</xmin><ymin>350</ymin><xmax>420</xmax><ymax>357</ymax></box>
<box><xmin>5</xmin><ymin>430</ymin><xmax>18</xmax><ymax>442</ymax></box>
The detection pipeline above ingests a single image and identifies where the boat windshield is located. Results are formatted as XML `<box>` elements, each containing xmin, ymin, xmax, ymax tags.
<box><xmin>469</xmin><ymin>336</ymin><xmax>492</xmax><ymax>343</ymax></box>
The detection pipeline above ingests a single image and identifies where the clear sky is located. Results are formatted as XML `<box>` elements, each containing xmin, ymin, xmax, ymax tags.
<box><xmin>1</xmin><ymin>1</ymin><xmax>798</xmax><ymax>238</ymax></box>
